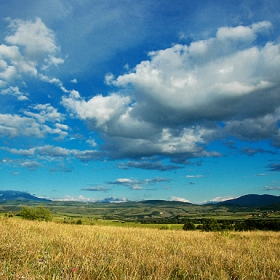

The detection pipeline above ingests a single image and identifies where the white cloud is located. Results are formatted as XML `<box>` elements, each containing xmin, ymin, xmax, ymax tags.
<box><xmin>61</xmin><ymin>21</ymin><xmax>280</xmax><ymax>160</ymax></box>
<box><xmin>5</xmin><ymin>18</ymin><xmax>60</xmax><ymax>63</ymax></box>
<box><xmin>170</xmin><ymin>196</ymin><xmax>190</xmax><ymax>203</ymax></box>
<box><xmin>2</xmin><ymin>147</ymin><xmax>35</xmax><ymax>156</ymax></box>
<box><xmin>19</xmin><ymin>160</ymin><xmax>41</xmax><ymax>170</ymax></box>
<box><xmin>117</xmin><ymin>178</ymin><xmax>133</xmax><ymax>184</ymax></box>
<box><xmin>0</xmin><ymin>86</ymin><xmax>28</xmax><ymax>101</ymax></box>
<box><xmin>186</xmin><ymin>175</ymin><xmax>204</xmax><ymax>178</ymax></box>
<box><xmin>86</xmin><ymin>138</ymin><xmax>97</xmax><ymax>147</ymax></box>
<box><xmin>54</xmin><ymin>195</ymin><xmax>128</xmax><ymax>203</ymax></box>
<box><xmin>0</xmin><ymin>18</ymin><xmax>64</xmax><ymax>101</ymax></box>
<box><xmin>202</xmin><ymin>196</ymin><xmax>239</xmax><ymax>204</ymax></box>
<box><xmin>24</xmin><ymin>103</ymin><xmax>64</xmax><ymax>123</ymax></box>
<box><xmin>0</xmin><ymin>113</ymin><xmax>67</xmax><ymax>139</ymax></box>
<box><xmin>62</xmin><ymin>93</ymin><xmax>130</xmax><ymax>130</ymax></box>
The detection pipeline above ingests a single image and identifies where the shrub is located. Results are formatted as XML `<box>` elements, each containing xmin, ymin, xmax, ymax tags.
<box><xmin>201</xmin><ymin>218</ymin><xmax>221</xmax><ymax>232</ymax></box>
<box><xmin>19</xmin><ymin>205</ymin><xmax>53</xmax><ymax>222</ymax></box>
<box><xmin>183</xmin><ymin>220</ymin><xmax>196</xmax><ymax>230</ymax></box>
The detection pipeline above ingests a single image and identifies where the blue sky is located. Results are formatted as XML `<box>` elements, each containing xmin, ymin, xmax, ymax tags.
<box><xmin>0</xmin><ymin>0</ymin><xmax>280</xmax><ymax>204</ymax></box>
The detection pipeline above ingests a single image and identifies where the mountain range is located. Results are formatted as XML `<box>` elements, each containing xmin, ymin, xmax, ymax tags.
<box><xmin>216</xmin><ymin>194</ymin><xmax>280</xmax><ymax>207</ymax></box>
<box><xmin>0</xmin><ymin>190</ymin><xmax>51</xmax><ymax>202</ymax></box>
<box><xmin>0</xmin><ymin>190</ymin><xmax>280</xmax><ymax>207</ymax></box>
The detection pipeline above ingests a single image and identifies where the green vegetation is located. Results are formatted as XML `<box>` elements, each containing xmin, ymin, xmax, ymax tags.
<box><xmin>183</xmin><ymin>218</ymin><xmax>280</xmax><ymax>232</ymax></box>
<box><xmin>19</xmin><ymin>205</ymin><xmax>53</xmax><ymax>222</ymax></box>
<box><xmin>1</xmin><ymin>200</ymin><xmax>280</xmax><ymax>232</ymax></box>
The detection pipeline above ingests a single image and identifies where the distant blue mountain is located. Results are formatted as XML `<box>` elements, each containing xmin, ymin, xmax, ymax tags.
<box><xmin>0</xmin><ymin>190</ymin><xmax>51</xmax><ymax>202</ymax></box>
<box><xmin>218</xmin><ymin>194</ymin><xmax>280</xmax><ymax>207</ymax></box>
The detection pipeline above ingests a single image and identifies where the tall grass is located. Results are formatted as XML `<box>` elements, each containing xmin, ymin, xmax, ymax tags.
<box><xmin>0</xmin><ymin>217</ymin><xmax>279</xmax><ymax>279</ymax></box>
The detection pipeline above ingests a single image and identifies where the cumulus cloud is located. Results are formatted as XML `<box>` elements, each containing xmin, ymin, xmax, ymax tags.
<box><xmin>0</xmin><ymin>113</ymin><xmax>67</xmax><ymax>139</ymax></box>
<box><xmin>0</xmin><ymin>18</ymin><xmax>64</xmax><ymax>101</ymax></box>
<box><xmin>1</xmin><ymin>147</ymin><xmax>35</xmax><ymax>156</ymax></box>
<box><xmin>169</xmin><ymin>196</ymin><xmax>190</xmax><ymax>203</ymax></box>
<box><xmin>5</xmin><ymin>17</ymin><xmax>61</xmax><ymax>65</ymax></box>
<box><xmin>19</xmin><ymin>160</ymin><xmax>41</xmax><ymax>170</ymax></box>
<box><xmin>24</xmin><ymin>103</ymin><xmax>64</xmax><ymax>123</ymax></box>
<box><xmin>61</xmin><ymin>21</ymin><xmax>280</xmax><ymax>160</ymax></box>
<box><xmin>2</xmin><ymin>145</ymin><xmax>102</xmax><ymax>164</ymax></box>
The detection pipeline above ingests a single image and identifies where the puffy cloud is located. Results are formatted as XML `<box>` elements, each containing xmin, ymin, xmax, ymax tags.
<box><xmin>112</xmin><ymin>22</ymin><xmax>279</xmax><ymax>126</ymax></box>
<box><xmin>1</xmin><ymin>19</ymin><xmax>276</xmax><ymax>169</ymax></box>
<box><xmin>1</xmin><ymin>147</ymin><xmax>35</xmax><ymax>156</ymax></box>
<box><xmin>169</xmin><ymin>196</ymin><xmax>190</xmax><ymax>203</ymax></box>
<box><xmin>62</xmin><ymin>92</ymin><xmax>130</xmax><ymax>131</ymax></box>
<box><xmin>0</xmin><ymin>18</ymin><xmax>64</xmax><ymax>100</ymax></box>
<box><xmin>63</xmin><ymin>21</ymin><xmax>280</xmax><ymax>160</ymax></box>
<box><xmin>5</xmin><ymin>17</ymin><xmax>60</xmax><ymax>63</ymax></box>
<box><xmin>0</xmin><ymin>85</ymin><xmax>28</xmax><ymax>101</ymax></box>
<box><xmin>24</xmin><ymin>103</ymin><xmax>64</xmax><ymax>123</ymax></box>
<box><xmin>19</xmin><ymin>160</ymin><xmax>41</xmax><ymax>170</ymax></box>
<box><xmin>37</xmin><ymin>145</ymin><xmax>70</xmax><ymax>157</ymax></box>
<box><xmin>0</xmin><ymin>113</ymin><xmax>67</xmax><ymax>139</ymax></box>
<box><xmin>1</xmin><ymin>144</ymin><xmax>102</xmax><ymax>164</ymax></box>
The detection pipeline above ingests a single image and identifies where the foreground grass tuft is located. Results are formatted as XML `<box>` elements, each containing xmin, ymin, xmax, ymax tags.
<box><xmin>0</xmin><ymin>218</ymin><xmax>280</xmax><ymax>279</ymax></box>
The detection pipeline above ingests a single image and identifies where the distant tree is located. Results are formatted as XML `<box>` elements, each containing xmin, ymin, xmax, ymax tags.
<box><xmin>183</xmin><ymin>220</ymin><xmax>196</xmax><ymax>230</ymax></box>
<box><xmin>19</xmin><ymin>205</ymin><xmax>53</xmax><ymax>221</ymax></box>
<box><xmin>220</xmin><ymin>220</ymin><xmax>234</xmax><ymax>231</ymax></box>
<box><xmin>76</xmin><ymin>219</ymin><xmax>83</xmax><ymax>225</ymax></box>
<box><xmin>201</xmin><ymin>218</ymin><xmax>221</xmax><ymax>232</ymax></box>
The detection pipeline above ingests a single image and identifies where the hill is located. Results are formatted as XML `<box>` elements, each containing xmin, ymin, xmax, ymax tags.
<box><xmin>218</xmin><ymin>194</ymin><xmax>280</xmax><ymax>207</ymax></box>
<box><xmin>0</xmin><ymin>190</ymin><xmax>51</xmax><ymax>202</ymax></box>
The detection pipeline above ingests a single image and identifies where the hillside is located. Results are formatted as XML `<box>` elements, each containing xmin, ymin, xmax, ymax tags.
<box><xmin>218</xmin><ymin>194</ymin><xmax>280</xmax><ymax>207</ymax></box>
<box><xmin>0</xmin><ymin>190</ymin><xmax>51</xmax><ymax>202</ymax></box>
<box><xmin>1</xmin><ymin>191</ymin><xmax>280</xmax><ymax>221</ymax></box>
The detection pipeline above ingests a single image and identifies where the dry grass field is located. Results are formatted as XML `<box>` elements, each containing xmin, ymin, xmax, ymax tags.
<box><xmin>0</xmin><ymin>217</ymin><xmax>280</xmax><ymax>279</ymax></box>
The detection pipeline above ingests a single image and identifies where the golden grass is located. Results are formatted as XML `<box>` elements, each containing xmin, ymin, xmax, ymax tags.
<box><xmin>0</xmin><ymin>218</ymin><xmax>280</xmax><ymax>279</ymax></box>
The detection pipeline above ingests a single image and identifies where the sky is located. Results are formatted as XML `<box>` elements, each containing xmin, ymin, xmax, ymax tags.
<box><xmin>0</xmin><ymin>0</ymin><xmax>280</xmax><ymax>204</ymax></box>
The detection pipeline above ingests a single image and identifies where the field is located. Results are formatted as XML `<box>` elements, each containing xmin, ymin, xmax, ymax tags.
<box><xmin>1</xmin><ymin>217</ymin><xmax>280</xmax><ymax>279</ymax></box>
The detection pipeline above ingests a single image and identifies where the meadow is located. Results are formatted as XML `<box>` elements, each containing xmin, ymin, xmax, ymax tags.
<box><xmin>0</xmin><ymin>217</ymin><xmax>280</xmax><ymax>279</ymax></box>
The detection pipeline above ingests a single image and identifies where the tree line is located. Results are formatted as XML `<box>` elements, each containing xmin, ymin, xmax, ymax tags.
<box><xmin>183</xmin><ymin>218</ymin><xmax>280</xmax><ymax>231</ymax></box>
